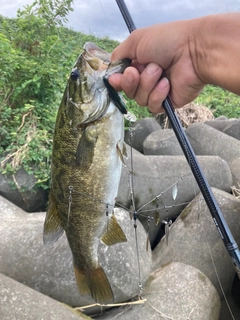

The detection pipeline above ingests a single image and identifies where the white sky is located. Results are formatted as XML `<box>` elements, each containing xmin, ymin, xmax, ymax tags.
<box><xmin>1</xmin><ymin>0</ymin><xmax>240</xmax><ymax>41</ymax></box>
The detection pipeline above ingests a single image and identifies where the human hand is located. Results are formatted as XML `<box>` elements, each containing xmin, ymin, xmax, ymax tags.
<box><xmin>109</xmin><ymin>20</ymin><xmax>205</xmax><ymax>113</ymax></box>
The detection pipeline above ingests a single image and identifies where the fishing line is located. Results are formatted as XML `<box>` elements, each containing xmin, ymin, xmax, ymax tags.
<box><xmin>127</xmin><ymin>118</ymin><xmax>143</xmax><ymax>296</ymax></box>
<box><xmin>67</xmin><ymin>186</ymin><xmax>73</xmax><ymax>227</ymax></box>
<box><xmin>98</xmin><ymin>0</ymin><xmax>124</xmax><ymax>42</ymax></box>
<box><xmin>67</xmin><ymin>186</ymin><xmax>115</xmax><ymax>209</ymax></box>
<box><xmin>68</xmin><ymin>180</ymin><xmax>197</xmax><ymax>218</ymax></box>
<box><xmin>197</xmin><ymin>195</ymin><xmax>236</xmax><ymax>320</ymax></box>
<box><xmin>189</xmin><ymin>178</ymin><xmax>234</xmax><ymax>318</ymax></box>
<box><xmin>123</xmin><ymin>198</ymin><xmax>200</xmax><ymax>217</ymax></box>
<box><xmin>136</xmin><ymin>175</ymin><xmax>185</xmax><ymax>214</ymax></box>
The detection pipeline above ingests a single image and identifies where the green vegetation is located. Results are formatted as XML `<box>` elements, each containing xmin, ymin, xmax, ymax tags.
<box><xmin>195</xmin><ymin>85</ymin><xmax>240</xmax><ymax>118</ymax></box>
<box><xmin>1</xmin><ymin>0</ymin><xmax>240</xmax><ymax>192</ymax></box>
<box><xmin>0</xmin><ymin>0</ymin><xmax>135</xmax><ymax>190</ymax></box>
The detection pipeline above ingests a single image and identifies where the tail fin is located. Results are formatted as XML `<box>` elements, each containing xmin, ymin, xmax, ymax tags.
<box><xmin>74</xmin><ymin>265</ymin><xmax>114</xmax><ymax>303</ymax></box>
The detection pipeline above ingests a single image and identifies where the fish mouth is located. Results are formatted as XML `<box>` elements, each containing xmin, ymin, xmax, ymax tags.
<box><xmin>83</xmin><ymin>42</ymin><xmax>131</xmax><ymax>76</ymax></box>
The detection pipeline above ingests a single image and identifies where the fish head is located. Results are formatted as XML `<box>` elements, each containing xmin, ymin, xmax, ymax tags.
<box><xmin>65</xmin><ymin>42</ymin><xmax>131</xmax><ymax>127</ymax></box>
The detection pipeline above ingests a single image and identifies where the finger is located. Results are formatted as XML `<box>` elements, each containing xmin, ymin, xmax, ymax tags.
<box><xmin>108</xmin><ymin>73</ymin><xmax>124</xmax><ymax>91</ymax></box>
<box><xmin>131</xmin><ymin>60</ymin><xmax>146</xmax><ymax>74</ymax></box>
<box><xmin>109</xmin><ymin>67</ymin><xmax>140</xmax><ymax>99</ymax></box>
<box><xmin>111</xmin><ymin>29</ymin><xmax>142</xmax><ymax>61</ymax></box>
<box><xmin>120</xmin><ymin>67</ymin><xmax>140</xmax><ymax>99</ymax></box>
<box><xmin>134</xmin><ymin>63</ymin><xmax>163</xmax><ymax>106</ymax></box>
<box><xmin>147</xmin><ymin>77</ymin><xmax>170</xmax><ymax>114</ymax></box>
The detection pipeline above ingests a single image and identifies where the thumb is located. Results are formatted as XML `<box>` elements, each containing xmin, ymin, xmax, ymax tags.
<box><xmin>111</xmin><ymin>29</ymin><xmax>143</xmax><ymax>61</ymax></box>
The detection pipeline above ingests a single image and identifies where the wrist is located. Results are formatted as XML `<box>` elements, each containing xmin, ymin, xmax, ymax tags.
<box><xmin>188</xmin><ymin>13</ymin><xmax>240</xmax><ymax>94</ymax></box>
<box><xmin>187</xmin><ymin>16</ymin><xmax>210</xmax><ymax>86</ymax></box>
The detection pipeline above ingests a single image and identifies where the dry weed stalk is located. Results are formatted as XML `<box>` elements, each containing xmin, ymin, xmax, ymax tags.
<box><xmin>74</xmin><ymin>298</ymin><xmax>146</xmax><ymax>313</ymax></box>
<box><xmin>231</xmin><ymin>183</ymin><xmax>240</xmax><ymax>199</ymax></box>
<box><xmin>1</xmin><ymin>119</ymin><xmax>37</xmax><ymax>169</ymax></box>
<box><xmin>157</xmin><ymin>103</ymin><xmax>214</xmax><ymax>129</ymax></box>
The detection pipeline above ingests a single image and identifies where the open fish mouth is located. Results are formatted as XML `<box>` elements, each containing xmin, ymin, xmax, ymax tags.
<box><xmin>83</xmin><ymin>42</ymin><xmax>131</xmax><ymax>75</ymax></box>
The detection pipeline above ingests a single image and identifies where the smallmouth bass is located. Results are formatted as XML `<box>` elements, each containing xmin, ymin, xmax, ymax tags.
<box><xmin>43</xmin><ymin>42</ymin><xmax>131</xmax><ymax>303</ymax></box>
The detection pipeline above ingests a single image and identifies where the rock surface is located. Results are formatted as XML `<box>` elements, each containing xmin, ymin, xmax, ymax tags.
<box><xmin>117</xmin><ymin>145</ymin><xmax>232</xmax><ymax>246</ymax></box>
<box><xmin>143</xmin><ymin>129</ymin><xmax>184</xmax><ymax>155</ymax></box>
<box><xmin>0</xmin><ymin>167</ymin><xmax>47</xmax><ymax>212</ymax></box>
<box><xmin>223</xmin><ymin>119</ymin><xmax>240</xmax><ymax>140</ymax></box>
<box><xmin>185</xmin><ymin>123</ymin><xmax>240</xmax><ymax>163</ymax></box>
<box><xmin>124</xmin><ymin>118</ymin><xmax>161</xmax><ymax>153</ymax></box>
<box><xmin>2</xmin><ymin>115</ymin><xmax>240</xmax><ymax>319</ymax></box>
<box><xmin>204</xmin><ymin>119</ymin><xmax>236</xmax><ymax>132</ymax></box>
<box><xmin>152</xmin><ymin>188</ymin><xmax>240</xmax><ymax>298</ymax></box>
<box><xmin>229</xmin><ymin>157</ymin><xmax>240</xmax><ymax>186</ymax></box>
<box><xmin>0</xmin><ymin>273</ymin><xmax>88</xmax><ymax>320</ymax></box>
<box><xmin>0</xmin><ymin>196</ymin><xmax>151</xmax><ymax>311</ymax></box>
<box><xmin>95</xmin><ymin>262</ymin><xmax>220</xmax><ymax>320</ymax></box>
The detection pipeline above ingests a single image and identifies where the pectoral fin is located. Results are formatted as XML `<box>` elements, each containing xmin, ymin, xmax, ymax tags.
<box><xmin>101</xmin><ymin>214</ymin><xmax>127</xmax><ymax>246</ymax></box>
<box><xmin>117</xmin><ymin>141</ymin><xmax>127</xmax><ymax>165</ymax></box>
<box><xmin>43</xmin><ymin>190</ymin><xmax>64</xmax><ymax>244</ymax></box>
<box><xmin>76</xmin><ymin>129</ymin><xmax>97</xmax><ymax>168</ymax></box>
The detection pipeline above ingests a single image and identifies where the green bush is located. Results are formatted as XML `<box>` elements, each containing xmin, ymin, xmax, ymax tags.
<box><xmin>195</xmin><ymin>85</ymin><xmax>240</xmax><ymax>118</ymax></box>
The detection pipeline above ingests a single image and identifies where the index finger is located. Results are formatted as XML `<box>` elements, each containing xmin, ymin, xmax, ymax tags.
<box><xmin>111</xmin><ymin>28</ymin><xmax>146</xmax><ymax>62</ymax></box>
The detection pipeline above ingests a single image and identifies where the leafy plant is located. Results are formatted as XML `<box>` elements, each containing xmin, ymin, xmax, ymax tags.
<box><xmin>195</xmin><ymin>85</ymin><xmax>240</xmax><ymax>118</ymax></box>
<box><xmin>0</xmin><ymin>0</ymin><xmax>75</xmax><ymax>189</ymax></box>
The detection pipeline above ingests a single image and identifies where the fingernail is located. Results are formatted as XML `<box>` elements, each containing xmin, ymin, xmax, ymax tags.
<box><xmin>157</xmin><ymin>77</ymin><xmax>169</xmax><ymax>91</ymax></box>
<box><xmin>146</xmin><ymin>63</ymin><xmax>160</xmax><ymax>75</ymax></box>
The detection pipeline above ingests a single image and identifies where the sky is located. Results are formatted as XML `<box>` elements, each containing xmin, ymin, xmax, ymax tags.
<box><xmin>1</xmin><ymin>0</ymin><xmax>240</xmax><ymax>41</ymax></box>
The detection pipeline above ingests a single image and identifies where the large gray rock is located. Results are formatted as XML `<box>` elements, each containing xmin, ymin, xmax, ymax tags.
<box><xmin>0</xmin><ymin>196</ymin><xmax>151</xmax><ymax>310</ymax></box>
<box><xmin>204</xmin><ymin>119</ymin><xmax>235</xmax><ymax>132</ymax></box>
<box><xmin>0</xmin><ymin>273</ymin><xmax>88</xmax><ymax>320</ymax></box>
<box><xmin>124</xmin><ymin>117</ymin><xmax>161</xmax><ymax>153</ymax></box>
<box><xmin>143</xmin><ymin>129</ymin><xmax>184</xmax><ymax>155</ymax></box>
<box><xmin>95</xmin><ymin>262</ymin><xmax>220</xmax><ymax>320</ymax></box>
<box><xmin>216</xmin><ymin>115</ymin><xmax>229</xmax><ymax>120</ymax></box>
<box><xmin>229</xmin><ymin>157</ymin><xmax>240</xmax><ymax>186</ymax></box>
<box><xmin>223</xmin><ymin>119</ymin><xmax>240</xmax><ymax>140</ymax></box>
<box><xmin>152</xmin><ymin>188</ymin><xmax>240</xmax><ymax>298</ymax></box>
<box><xmin>117</xmin><ymin>145</ymin><xmax>232</xmax><ymax>246</ymax></box>
<box><xmin>0</xmin><ymin>167</ymin><xmax>47</xmax><ymax>212</ymax></box>
<box><xmin>185</xmin><ymin>123</ymin><xmax>240</xmax><ymax>163</ymax></box>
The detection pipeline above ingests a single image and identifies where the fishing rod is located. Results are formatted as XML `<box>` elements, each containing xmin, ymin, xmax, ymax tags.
<box><xmin>115</xmin><ymin>0</ymin><xmax>240</xmax><ymax>277</ymax></box>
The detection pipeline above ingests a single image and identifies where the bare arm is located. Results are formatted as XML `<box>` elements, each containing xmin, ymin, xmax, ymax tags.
<box><xmin>109</xmin><ymin>13</ymin><xmax>240</xmax><ymax>113</ymax></box>
<box><xmin>191</xmin><ymin>13</ymin><xmax>240</xmax><ymax>94</ymax></box>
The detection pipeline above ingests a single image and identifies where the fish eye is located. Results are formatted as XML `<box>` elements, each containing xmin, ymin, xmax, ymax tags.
<box><xmin>70</xmin><ymin>69</ymin><xmax>80</xmax><ymax>81</ymax></box>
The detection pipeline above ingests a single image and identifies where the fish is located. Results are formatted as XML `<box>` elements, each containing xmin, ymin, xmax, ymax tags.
<box><xmin>43</xmin><ymin>42</ymin><xmax>131</xmax><ymax>303</ymax></box>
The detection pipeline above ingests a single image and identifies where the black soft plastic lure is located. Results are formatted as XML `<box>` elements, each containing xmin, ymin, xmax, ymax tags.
<box><xmin>103</xmin><ymin>76</ymin><xmax>128</xmax><ymax>114</ymax></box>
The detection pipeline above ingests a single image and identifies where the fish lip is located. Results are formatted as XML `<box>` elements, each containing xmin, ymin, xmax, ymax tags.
<box><xmin>104</xmin><ymin>58</ymin><xmax>132</xmax><ymax>78</ymax></box>
<box><xmin>83</xmin><ymin>42</ymin><xmax>131</xmax><ymax>76</ymax></box>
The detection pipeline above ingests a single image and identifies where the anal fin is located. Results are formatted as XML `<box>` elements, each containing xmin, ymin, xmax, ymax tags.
<box><xmin>43</xmin><ymin>190</ymin><xmax>64</xmax><ymax>244</ymax></box>
<box><xmin>74</xmin><ymin>265</ymin><xmax>113</xmax><ymax>303</ymax></box>
<box><xmin>101</xmin><ymin>214</ymin><xmax>127</xmax><ymax>246</ymax></box>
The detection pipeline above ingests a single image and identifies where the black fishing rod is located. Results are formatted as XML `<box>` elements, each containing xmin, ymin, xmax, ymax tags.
<box><xmin>115</xmin><ymin>0</ymin><xmax>240</xmax><ymax>277</ymax></box>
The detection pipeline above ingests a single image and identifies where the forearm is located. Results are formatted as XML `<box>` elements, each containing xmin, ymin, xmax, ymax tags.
<box><xmin>190</xmin><ymin>13</ymin><xmax>240</xmax><ymax>95</ymax></box>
